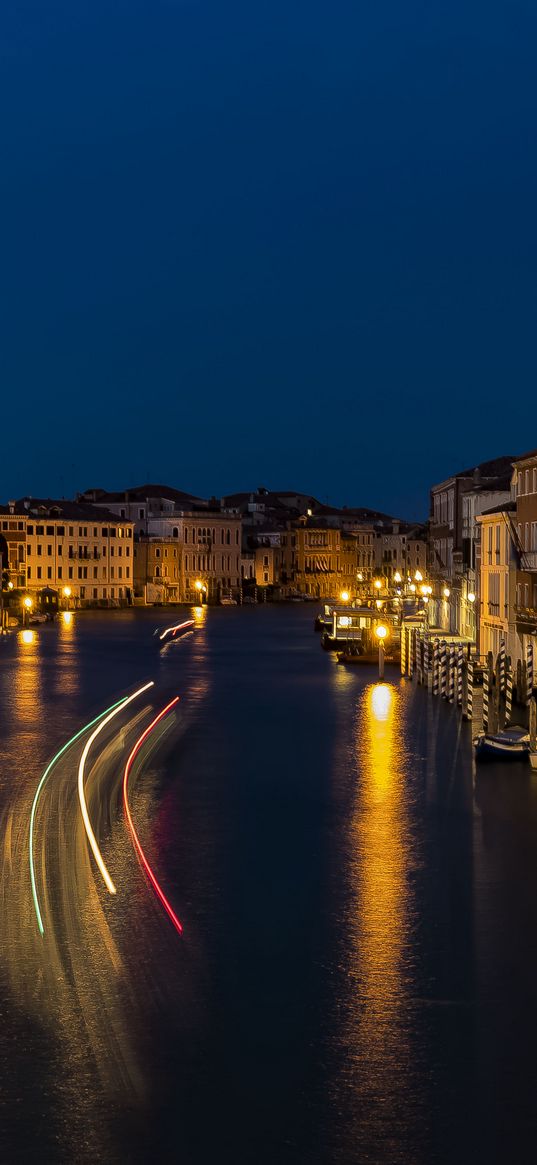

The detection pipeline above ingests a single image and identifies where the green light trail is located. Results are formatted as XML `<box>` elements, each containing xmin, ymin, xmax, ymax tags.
<box><xmin>29</xmin><ymin>695</ymin><xmax>128</xmax><ymax>936</ymax></box>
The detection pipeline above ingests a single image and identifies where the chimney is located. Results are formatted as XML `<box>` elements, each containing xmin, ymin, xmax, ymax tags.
<box><xmin>8</xmin><ymin>500</ymin><xmax>15</xmax><ymax>514</ymax></box>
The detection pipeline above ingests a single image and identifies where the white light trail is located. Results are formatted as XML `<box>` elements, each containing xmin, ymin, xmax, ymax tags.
<box><xmin>77</xmin><ymin>681</ymin><xmax>154</xmax><ymax>893</ymax></box>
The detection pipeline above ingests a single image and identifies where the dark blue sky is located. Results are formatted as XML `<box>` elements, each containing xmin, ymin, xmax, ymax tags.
<box><xmin>1</xmin><ymin>1</ymin><xmax>536</xmax><ymax>518</ymax></box>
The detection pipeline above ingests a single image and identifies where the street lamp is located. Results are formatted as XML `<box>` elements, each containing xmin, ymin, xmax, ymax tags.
<box><xmin>340</xmin><ymin>590</ymin><xmax>350</xmax><ymax>603</ymax></box>
<box><xmin>22</xmin><ymin>595</ymin><xmax>32</xmax><ymax>627</ymax></box>
<box><xmin>62</xmin><ymin>585</ymin><xmax>72</xmax><ymax>610</ymax></box>
<box><xmin>374</xmin><ymin>579</ymin><xmax>382</xmax><ymax>590</ymax></box>
<box><xmin>443</xmin><ymin>587</ymin><xmax>450</xmax><ymax>599</ymax></box>
<box><xmin>375</xmin><ymin>623</ymin><xmax>388</xmax><ymax>678</ymax></box>
<box><xmin>468</xmin><ymin>592</ymin><xmax>476</xmax><ymax>603</ymax></box>
<box><xmin>415</xmin><ymin>570</ymin><xmax>423</xmax><ymax>582</ymax></box>
<box><xmin>394</xmin><ymin>571</ymin><xmax>402</xmax><ymax>584</ymax></box>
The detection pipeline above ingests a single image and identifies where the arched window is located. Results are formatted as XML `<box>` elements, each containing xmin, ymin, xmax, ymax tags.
<box><xmin>226</xmin><ymin>530</ymin><xmax>231</xmax><ymax>545</ymax></box>
<box><xmin>155</xmin><ymin>566</ymin><xmax>160</xmax><ymax>577</ymax></box>
<box><xmin>174</xmin><ymin>527</ymin><xmax>179</xmax><ymax>539</ymax></box>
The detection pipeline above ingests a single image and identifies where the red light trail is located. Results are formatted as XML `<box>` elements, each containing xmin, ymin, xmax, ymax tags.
<box><xmin>123</xmin><ymin>697</ymin><xmax>183</xmax><ymax>935</ymax></box>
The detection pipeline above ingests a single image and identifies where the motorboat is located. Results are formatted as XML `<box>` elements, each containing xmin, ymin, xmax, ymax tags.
<box><xmin>474</xmin><ymin>725</ymin><xmax>530</xmax><ymax>763</ymax></box>
<box><xmin>154</xmin><ymin>619</ymin><xmax>195</xmax><ymax>646</ymax></box>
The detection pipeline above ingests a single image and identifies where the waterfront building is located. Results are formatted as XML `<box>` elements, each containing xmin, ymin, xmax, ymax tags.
<box><xmin>280</xmin><ymin>520</ymin><xmax>341</xmax><ymax>597</ymax></box>
<box><xmin>82</xmin><ymin>485</ymin><xmax>242</xmax><ymax>603</ymax></box>
<box><xmin>133</xmin><ymin>536</ymin><xmax>181</xmax><ymax>604</ymax></box>
<box><xmin>374</xmin><ymin>521</ymin><xmax>427</xmax><ymax>585</ymax></box>
<box><xmin>18</xmin><ymin>498</ymin><xmax>135</xmax><ymax>606</ymax></box>
<box><xmin>0</xmin><ymin>502</ymin><xmax>27</xmax><ymax>590</ymax></box>
<box><xmin>429</xmin><ymin>456</ymin><xmax>516</xmax><ymax>638</ymax></box>
<box><xmin>512</xmin><ymin>450</ymin><xmax>537</xmax><ymax>662</ymax></box>
<box><xmin>477</xmin><ymin>504</ymin><xmax>516</xmax><ymax>659</ymax></box>
<box><xmin>254</xmin><ymin>545</ymin><xmax>280</xmax><ymax>587</ymax></box>
<box><xmin>80</xmin><ymin>484</ymin><xmax>206</xmax><ymax>535</ymax></box>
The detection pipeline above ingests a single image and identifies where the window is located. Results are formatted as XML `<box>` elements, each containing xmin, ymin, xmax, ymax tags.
<box><xmin>37</xmin><ymin>566</ymin><xmax>42</xmax><ymax>579</ymax></box>
<box><xmin>47</xmin><ymin>545</ymin><xmax>52</xmax><ymax>556</ymax></box>
<box><xmin>155</xmin><ymin>547</ymin><xmax>160</xmax><ymax>557</ymax></box>
<box><xmin>27</xmin><ymin>566</ymin><xmax>31</xmax><ymax>579</ymax></box>
<box><xmin>78</xmin><ymin>567</ymin><xmax>82</xmax><ymax>579</ymax></box>
<box><xmin>69</xmin><ymin>526</ymin><xmax>74</xmax><ymax>536</ymax></box>
<box><xmin>27</xmin><ymin>524</ymin><xmax>34</xmax><ymax>534</ymax></box>
<box><xmin>93</xmin><ymin>528</ymin><xmax>98</xmax><ymax>537</ymax></box>
<box><xmin>93</xmin><ymin>567</ymin><xmax>98</xmax><ymax>578</ymax></box>
<box><xmin>47</xmin><ymin>566</ymin><xmax>52</xmax><ymax>579</ymax></box>
<box><xmin>46</xmin><ymin>525</ymin><xmax>54</xmax><ymax>535</ymax></box>
<box><xmin>93</xmin><ymin>588</ymin><xmax>98</xmax><ymax>599</ymax></box>
<box><xmin>36</xmin><ymin>525</ymin><xmax>44</xmax><ymax>535</ymax></box>
<box><xmin>58</xmin><ymin>566</ymin><xmax>62</xmax><ymax>579</ymax></box>
<box><xmin>58</xmin><ymin>545</ymin><xmax>62</xmax><ymax>556</ymax></box>
<box><xmin>37</xmin><ymin>545</ymin><xmax>42</xmax><ymax>556</ymax></box>
<box><xmin>120</xmin><ymin>509</ymin><xmax>126</xmax><ymax>518</ymax></box>
<box><xmin>175</xmin><ymin>527</ymin><xmax>180</xmax><ymax>539</ymax></box>
<box><xmin>126</xmin><ymin>567</ymin><xmax>130</xmax><ymax>578</ymax></box>
<box><xmin>68</xmin><ymin>566</ymin><xmax>73</xmax><ymax>579</ymax></box>
<box><xmin>139</xmin><ymin>509</ymin><xmax>145</xmax><ymax>520</ymax></box>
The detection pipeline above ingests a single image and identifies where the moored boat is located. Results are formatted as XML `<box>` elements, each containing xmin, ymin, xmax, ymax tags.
<box><xmin>474</xmin><ymin>726</ymin><xmax>530</xmax><ymax>763</ymax></box>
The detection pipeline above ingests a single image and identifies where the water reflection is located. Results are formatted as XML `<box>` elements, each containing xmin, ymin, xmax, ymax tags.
<box><xmin>335</xmin><ymin>680</ymin><xmax>422</xmax><ymax>1157</ymax></box>
<box><xmin>12</xmin><ymin>629</ymin><xmax>41</xmax><ymax>724</ymax></box>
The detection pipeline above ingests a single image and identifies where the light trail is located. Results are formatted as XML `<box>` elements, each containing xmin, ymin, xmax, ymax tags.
<box><xmin>30</xmin><ymin>694</ymin><xmax>129</xmax><ymax>936</ymax></box>
<box><xmin>78</xmin><ymin>681</ymin><xmax>154</xmax><ymax>895</ymax></box>
<box><xmin>123</xmin><ymin>697</ymin><xmax>183</xmax><ymax>935</ymax></box>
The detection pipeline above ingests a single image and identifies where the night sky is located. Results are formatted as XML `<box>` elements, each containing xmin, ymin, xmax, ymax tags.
<box><xmin>2</xmin><ymin>1</ymin><xmax>536</xmax><ymax>518</ymax></box>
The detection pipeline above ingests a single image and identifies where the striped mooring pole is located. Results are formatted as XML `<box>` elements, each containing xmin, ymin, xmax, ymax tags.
<box><xmin>448</xmin><ymin>646</ymin><xmax>455</xmax><ymax>703</ymax></box>
<box><xmin>505</xmin><ymin>656</ymin><xmax>513</xmax><ymax>726</ymax></box>
<box><xmin>432</xmin><ymin>638</ymin><xmax>440</xmax><ymax>695</ymax></box>
<box><xmin>424</xmin><ymin>636</ymin><xmax>430</xmax><ymax>685</ymax></box>
<box><xmin>457</xmin><ymin>644</ymin><xmax>464</xmax><ymax>706</ymax></box>
<box><xmin>527</xmin><ymin>640</ymin><xmax>534</xmax><ymax>704</ymax></box>
<box><xmin>400</xmin><ymin>624</ymin><xmax>407</xmax><ymax>676</ymax></box>
<box><xmin>440</xmin><ymin>641</ymin><xmax>447</xmax><ymax>698</ymax></box>
<box><xmin>411</xmin><ymin>628</ymin><xmax>417</xmax><ymax>676</ymax></box>
<box><xmin>464</xmin><ymin>657</ymin><xmax>474</xmax><ymax>721</ymax></box>
<box><xmin>499</xmin><ymin>640</ymin><xmax>506</xmax><ymax>693</ymax></box>
<box><xmin>483</xmin><ymin>667</ymin><xmax>490</xmax><ymax>732</ymax></box>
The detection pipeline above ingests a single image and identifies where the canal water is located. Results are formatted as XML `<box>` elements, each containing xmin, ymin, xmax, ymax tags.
<box><xmin>1</xmin><ymin>606</ymin><xmax>537</xmax><ymax>1164</ymax></box>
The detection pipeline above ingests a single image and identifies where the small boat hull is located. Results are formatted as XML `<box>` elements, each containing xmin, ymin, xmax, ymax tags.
<box><xmin>337</xmin><ymin>650</ymin><xmax>399</xmax><ymax>666</ymax></box>
<box><xmin>474</xmin><ymin>727</ymin><xmax>530</xmax><ymax>763</ymax></box>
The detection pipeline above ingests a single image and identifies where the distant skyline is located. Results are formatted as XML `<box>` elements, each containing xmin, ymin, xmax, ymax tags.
<box><xmin>2</xmin><ymin>1</ymin><xmax>536</xmax><ymax>520</ymax></box>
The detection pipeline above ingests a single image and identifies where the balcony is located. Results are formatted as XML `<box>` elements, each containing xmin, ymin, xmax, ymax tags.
<box><xmin>522</xmin><ymin>550</ymin><xmax>537</xmax><ymax>571</ymax></box>
<box><xmin>515</xmin><ymin>605</ymin><xmax>537</xmax><ymax>630</ymax></box>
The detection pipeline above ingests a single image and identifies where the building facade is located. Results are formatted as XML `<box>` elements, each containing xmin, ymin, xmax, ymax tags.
<box><xmin>21</xmin><ymin>499</ymin><xmax>135</xmax><ymax>606</ymax></box>
<box><xmin>133</xmin><ymin>536</ymin><xmax>181</xmax><ymax>604</ymax></box>
<box><xmin>477</xmin><ymin>506</ymin><xmax>514</xmax><ymax>660</ymax></box>
<box><xmin>513</xmin><ymin>451</ymin><xmax>537</xmax><ymax>662</ymax></box>
<box><xmin>280</xmin><ymin>521</ymin><xmax>341</xmax><ymax>597</ymax></box>
<box><xmin>0</xmin><ymin>503</ymin><xmax>27</xmax><ymax>590</ymax></box>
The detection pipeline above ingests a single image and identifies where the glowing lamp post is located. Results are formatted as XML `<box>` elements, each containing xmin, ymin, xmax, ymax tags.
<box><xmin>22</xmin><ymin>595</ymin><xmax>32</xmax><ymax>627</ymax></box>
<box><xmin>195</xmin><ymin>579</ymin><xmax>207</xmax><ymax>605</ymax></box>
<box><xmin>340</xmin><ymin>590</ymin><xmax>350</xmax><ymax>603</ymax></box>
<box><xmin>375</xmin><ymin>623</ymin><xmax>388</xmax><ymax>679</ymax></box>
<box><xmin>62</xmin><ymin>585</ymin><xmax>72</xmax><ymax>611</ymax></box>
